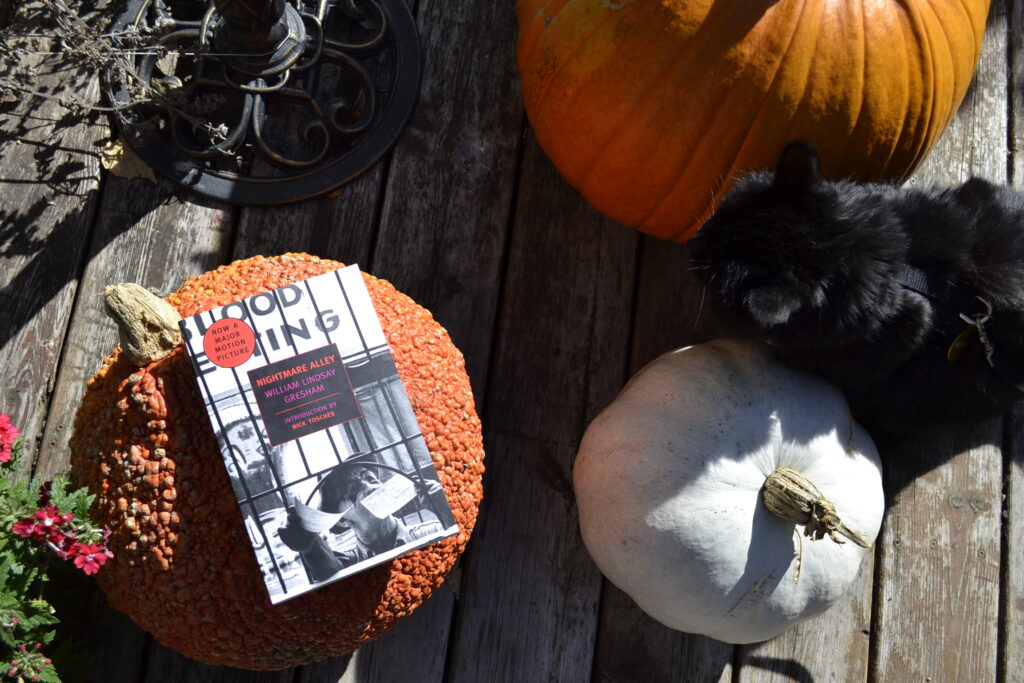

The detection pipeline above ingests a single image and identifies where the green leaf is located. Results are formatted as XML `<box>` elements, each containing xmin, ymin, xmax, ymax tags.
<box><xmin>0</xmin><ymin>423</ymin><xmax>113</xmax><ymax>677</ymax></box>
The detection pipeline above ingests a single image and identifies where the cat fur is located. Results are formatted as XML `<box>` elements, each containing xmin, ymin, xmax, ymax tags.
<box><xmin>689</xmin><ymin>141</ymin><xmax>1024</xmax><ymax>433</ymax></box>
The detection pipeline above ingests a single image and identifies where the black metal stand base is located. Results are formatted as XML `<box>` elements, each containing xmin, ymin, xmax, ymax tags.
<box><xmin>105</xmin><ymin>0</ymin><xmax>420</xmax><ymax>205</ymax></box>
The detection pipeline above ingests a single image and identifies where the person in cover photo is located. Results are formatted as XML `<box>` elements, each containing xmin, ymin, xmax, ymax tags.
<box><xmin>215</xmin><ymin>416</ymin><xmax>285</xmax><ymax>515</ymax></box>
<box><xmin>276</xmin><ymin>458</ymin><xmax>451</xmax><ymax>582</ymax></box>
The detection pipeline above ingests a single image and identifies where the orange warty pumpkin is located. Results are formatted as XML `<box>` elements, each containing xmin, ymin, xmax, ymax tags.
<box><xmin>517</xmin><ymin>0</ymin><xmax>990</xmax><ymax>241</ymax></box>
<box><xmin>69</xmin><ymin>254</ymin><xmax>485</xmax><ymax>670</ymax></box>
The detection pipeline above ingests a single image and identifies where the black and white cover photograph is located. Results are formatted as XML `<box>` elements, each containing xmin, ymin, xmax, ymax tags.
<box><xmin>179</xmin><ymin>265</ymin><xmax>458</xmax><ymax>604</ymax></box>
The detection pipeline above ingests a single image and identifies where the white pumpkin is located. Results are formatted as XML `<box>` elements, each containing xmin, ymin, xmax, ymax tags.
<box><xmin>574</xmin><ymin>339</ymin><xmax>885</xmax><ymax>644</ymax></box>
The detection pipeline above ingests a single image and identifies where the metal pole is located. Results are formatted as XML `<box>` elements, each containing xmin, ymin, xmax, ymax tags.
<box><xmin>212</xmin><ymin>0</ymin><xmax>305</xmax><ymax>77</ymax></box>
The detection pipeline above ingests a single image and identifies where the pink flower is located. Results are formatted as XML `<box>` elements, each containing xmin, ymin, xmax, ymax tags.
<box><xmin>11</xmin><ymin>518</ymin><xmax>35</xmax><ymax>538</ymax></box>
<box><xmin>0</xmin><ymin>413</ymin><xmax>17</xmax><ymax>438</ymax></box>
<box><xmin>70</xmin><ymin>543</ymin><xmax>109</xmax><ymax>576</ymax></box>
<box><xmin>49</xmin><ymin>529</ymin><xmax>78</xmax><ymax>560</ymax></box>
<box><xmin>12</xmin><ymin>505</ymin><xmax>68</xmax><ymax>543</ymax></box>
<box><xmin>0</xmin><ymin>413</ymin><xmax>17</xmax><ymax>462</ymax></box>
<box><xmin>37</xmin><ymin>481</ymin><xmax>52</xmax><ymax>506</ymax></box>
<box><xmin>33</xmin><ymin>505</ymin><xmax>66</xmax><ymax>531</ymax></box>
<box><xmin>0</xmin><ymin>414</ymin><xmax>18</xmax><ymax>463</ymax></box>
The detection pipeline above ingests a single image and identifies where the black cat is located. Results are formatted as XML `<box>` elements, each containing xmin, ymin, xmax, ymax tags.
<box><xmin>689</xmin><ymin>141</ymin><xmax>1024</xmax><ymax>433</ymax></box>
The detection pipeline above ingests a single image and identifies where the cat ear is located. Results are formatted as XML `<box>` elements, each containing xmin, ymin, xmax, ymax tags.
<box><xmin>773</xmin><ymin>141</ymin><xmax>821</xmax><ymax>190</ymax></box>
<box><xmin>744</xmin><ymin>286</ymin><xmax>803</xmax><ymax>327</ymax></box>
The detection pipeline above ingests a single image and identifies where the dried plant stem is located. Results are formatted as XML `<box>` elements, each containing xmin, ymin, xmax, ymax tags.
<box><xmin>103</xmin><ymin>283</ymin><xmax>182</xmax><ymax>366</ymax></box>
<box><xmin>1</xmin><ymin>0</ymin><xmax>228</xmax><ymax>142</ymax></box>
<box><xmin>762</xmin><ymin>466</ymin><xmax>870</xmax><ymax>547</ymax></box>
<box><xmin>2</xmin><ymin>82</ymin><xmax>129</xmax><ymax>111</ymax></box>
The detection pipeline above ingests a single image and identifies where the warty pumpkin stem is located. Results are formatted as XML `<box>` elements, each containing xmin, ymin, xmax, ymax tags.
<box><xmin>103</xmin><ymin>283</ymin><xmax>182</xmax><ymax>366</ymax></box>
<box><xmin>762</xmin><ymin>466</ymin><xmax>870</xmax><ymax>548</ymax></box>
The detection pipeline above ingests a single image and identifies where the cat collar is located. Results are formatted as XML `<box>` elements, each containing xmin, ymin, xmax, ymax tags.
<box><xmin>951</xmin><ymin>296</ymin><xmax>995</xmax><ymax>367</ymax></box>
<box><xmin>897</xmin><ymin>265</ymin><xmax>1024</xmax><ymax>392</ymax></box>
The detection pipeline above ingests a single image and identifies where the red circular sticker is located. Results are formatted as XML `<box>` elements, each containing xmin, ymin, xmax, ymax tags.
<box><xmin>203</xmin><ymin>318</ymin><xmax>256</xmax><ymax>368</ymax></box>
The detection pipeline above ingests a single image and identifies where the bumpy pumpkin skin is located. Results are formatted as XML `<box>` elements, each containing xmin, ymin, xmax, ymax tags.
<box><xmin>69</xmin><ymin>254</ymin><xmax>485</xmax><ymax>670</ymax></box>
<box><xmin>517</xmin><ymin>0</ymin><xmax>990</xmax><ymax>241</ymax></box>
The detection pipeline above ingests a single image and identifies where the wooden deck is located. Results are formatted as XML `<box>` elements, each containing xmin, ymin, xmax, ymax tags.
<box><xmin>2</xmin><ymin>1</ymin><xmax>1022</xmax><ymax>681</ymax></box>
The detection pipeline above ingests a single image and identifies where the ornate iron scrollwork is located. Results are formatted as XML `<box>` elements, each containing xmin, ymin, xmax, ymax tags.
<box><xmin>105</xmin><ymin>0</ymin><xmax>420</xmax><ymax>204</ymax></box>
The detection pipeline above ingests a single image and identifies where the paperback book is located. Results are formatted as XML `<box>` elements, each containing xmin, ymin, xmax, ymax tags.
<box><xmin>179</xmin><ymin>265</ymin><xmax>458</xmax><ymax>604</ymax></box>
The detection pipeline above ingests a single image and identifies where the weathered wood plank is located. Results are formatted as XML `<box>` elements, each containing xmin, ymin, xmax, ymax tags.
<box><xmin>595</xmin><ymin>585</ymin><xmax>735</xmax><ymax>683</ymax></box>
<box><xmin>594</xmin><ymin>587</ymin><xmax>734</xmax><ymax>683</ymax></box>
<box><xmin>231</xmin><ymin>166</ymin><xmax>385</xmax><ymax>266</ymax></box>
<box><xmin>871</xmin><ymin>5</ymin><xmax>1008</xmax><ymax>679</ymax></box>
<box><xmin>871</xmin><ymin>427</ymin><xmax>1003</xmax><ymax>682</ymax></box>
<box><xmin>228</xmin><ymin>0</ymin><xmax>526</xmax><ymax>679</ymax></box>
<box><xmin>0</xmin><ymin>45</ymin><xmax>104</xmax><ymax>461</ymax></box>
<box><xmin>628</xmin><ymin>237</ymin><xmax>716</xmax><ymax>369</ymax></box>
<box><xmin>1003</xmin><ymin>406</ymin><xmax>1024</xmax><ymax>683</ymax></box>
<box><xmin>370</xmin><ymin>0</ymin><xmax>525</xmax><ymax>400</ymax></box>
<box><xmin>445</xmin><ymin>134</ymin><xmax>639</xmax><ymax>683</ymax></box>
<box><xmin>591</xmin><ymin>237</ymin><xmax>734</xmax><ymax>683</ymax></box>
<box><xmin>1002</xmin><ymin>0</ymin><xmax>1024</xmax><ymax>678</ymax></box>
<box><xmin>296</xmin><ymin>582</ymin><xmax>456</xmax><ymax>683</ymax></box>
<box><xmin>141</xmin><ymin>646</ymin><xmax>293</xmax><ymax>683</ymax></box>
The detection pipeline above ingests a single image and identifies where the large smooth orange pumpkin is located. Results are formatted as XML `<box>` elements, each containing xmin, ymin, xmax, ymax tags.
<box><xmin>517</xmin><ymin>0</ymin><xmax>990</xmax><ymax>241</ymax></box>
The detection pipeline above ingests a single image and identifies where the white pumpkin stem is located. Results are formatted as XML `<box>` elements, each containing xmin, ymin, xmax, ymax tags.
<box><xmin>762</xmin><ymin>467</ymin><xmax>870</xmax><ymax>548</ymax></box>
<box><xmin>103</xmin><ymin>283</ymin><xmax>182</xmax><ymax>366</ymax></box>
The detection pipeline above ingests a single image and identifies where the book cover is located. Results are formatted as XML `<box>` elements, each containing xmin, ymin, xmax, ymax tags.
<box><xmin>179</xmin><ymin>265</ymin><xmax>459</xmax><ymax>604</ymax></box>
